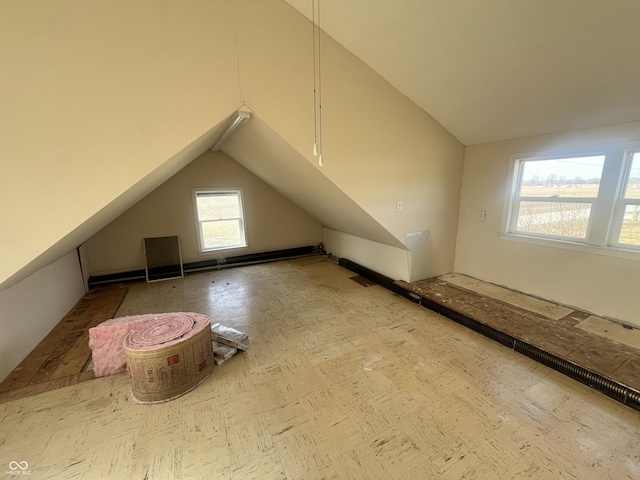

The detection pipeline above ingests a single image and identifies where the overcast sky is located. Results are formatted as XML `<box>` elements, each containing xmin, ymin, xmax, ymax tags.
<box><xmin>522</xmin><ymin>156</ymin><xmax>606</xmax><ymax>181</ymax></box>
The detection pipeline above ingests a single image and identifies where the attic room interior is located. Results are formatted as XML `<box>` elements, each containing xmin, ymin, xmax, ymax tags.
<box><xmin>1</xmin><ymin>0</ymin><xmax>639</xmax><ymax>478</ymax></box>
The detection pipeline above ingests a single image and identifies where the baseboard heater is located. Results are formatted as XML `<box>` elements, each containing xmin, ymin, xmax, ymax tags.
<box><xmin>88</xmin><ymin>245</ymin><xmax>323</xmax><ymax>288</ymax></box>
<box><xmin>338</xmin><ymin>257</ymin><xmax>640</xmax><ymax>412</ymax></box>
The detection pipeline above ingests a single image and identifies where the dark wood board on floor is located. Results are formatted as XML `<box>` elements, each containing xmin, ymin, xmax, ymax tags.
<box><xmin>350</xmin><ymin>275</ymin><xmax>374</xmax><ymax>287</ymax></box>
<box><xmin>0</xmin><ymin>285</ymin><xmax>128</xmax><ymax>400</ymax></box>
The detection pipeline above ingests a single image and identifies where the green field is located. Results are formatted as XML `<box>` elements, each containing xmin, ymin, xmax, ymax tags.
<box><xmin>618</xmin><ymin>220</ymin><xmax>640</xmax><ymax>246</ymax></box>
<box><xmin>522</xmin><ymin>184</ymin><xmax>640</xmax><ymax>198</ymax></box>
<box><xmin>520</xmin><ymin>185</ymin><xmax>599</xmax><ymax>197</ymax></box>
<box><xmin>517</xmin><ymin>185</ymin><xmax>640</xmax><ymax>244</ymax></box>
<box><xmin>202</xmin><ymin>221</ymin><xmax>242</xmax><ymax>248</ymax></box>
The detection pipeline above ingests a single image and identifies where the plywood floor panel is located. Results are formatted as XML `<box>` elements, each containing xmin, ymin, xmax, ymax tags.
<box><xmin>399</xmin><ymin>274</ymin><xmax>640</xmax><ymax>393</ymax></box>
<box><xmin>0</xmin><ymin>285</ymin><xmax>127</xmax><ymax>398</ymax></box>
<box><xmin>577</xmin><ymin>315</ymin><xmax>640</xmax><ymax>349</ymax></box>
<box><xmin>440</xmin><ymin>272</ymin><xmax>573</xmax><ymax>320</ymax></box>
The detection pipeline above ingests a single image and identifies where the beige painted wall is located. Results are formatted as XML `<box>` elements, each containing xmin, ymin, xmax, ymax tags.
<box><xmin>2</xmin><ymin>0</ymin><xmax>464</xmax><ymax>289</ymax></box>
<box><xmin>323</xmin><ymin>228</ymin><xmax>410</xmax><ymax>281</ymax></box>
<box><xmin>455</xmin><ymin>121</ymin><xmax>640</xmax><ymax>327</ymax></box>
<box><xmin>0</xmin><ymin>251</ymin><xmax>85</xmax><ymax>382</ymax></box>
<box><xmin>235</xmin><ymin>0</ymin><xmax>465</xmax><ymax>277</ymax></box>
<box><xmin>0</xmin><ymin>0</ymin><xmax>241</xmax><ymax>287</ymax></box>
<box><xmin>84</xmin><ymin>152</ymin><xmax>322</xmax><ymax>276</ymax></box>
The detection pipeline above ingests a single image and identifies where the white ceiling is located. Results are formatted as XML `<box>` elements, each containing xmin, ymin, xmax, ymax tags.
<box><xmin>285</xmin><ymin>0</ymin><xmax>640</xmax><ymax>145</ymax></box>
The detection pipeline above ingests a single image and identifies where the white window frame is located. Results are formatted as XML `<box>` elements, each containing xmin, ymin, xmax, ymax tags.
<box><xmin>192</xmin><ymin>188</ymin><xmax>248</xmax><ymax>253</ymax></box>
<box><xmin>610</xmin><ymin>149</ymin><xmax>640</xmax><ymax>251</ymax></box>
<box><xmin>508</xmin><ymin>153</ymin><xmax>605</xmax><ymax>243</ymax></box>
<box><xmin>501</xmin><ymin>142</ymin><xmax>640</xmax><ymax>259</ymax></box>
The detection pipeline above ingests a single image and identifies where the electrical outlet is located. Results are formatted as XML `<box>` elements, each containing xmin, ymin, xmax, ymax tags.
<box><xmin>396</xmin><ymin>201</ymin><xmax>403</xmax><ymax>213</ymax></box>
<box><xmin>478</xmin><ymin>210</ymin><xmax>486</xmax><ymax>221</ymax></box>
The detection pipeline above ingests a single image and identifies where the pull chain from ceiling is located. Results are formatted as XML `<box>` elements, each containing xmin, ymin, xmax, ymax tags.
<box><xmin>312</xmin><ymin>0</ymin><xmax>323</xmax><ymax>166</ymax></box>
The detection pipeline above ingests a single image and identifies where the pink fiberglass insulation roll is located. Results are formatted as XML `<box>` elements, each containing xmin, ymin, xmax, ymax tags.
<box><xmin>88</xmin><ymin>312</ymin><xmax>210</xmax><ymax>378</ymax></box>
<box><xmin>123</xmin><ymin>313</ymin><xmax>214</xmax><ymax>404</ymax></box>
<box><xmin>124</xmin><ymin>312</ymin><xmax>209</xmax><ymax>350</ymax></box>
<box><xmin>89</xmin><ymin>314</ymin><xmax>158</xmax><ymax>377</ymax></box>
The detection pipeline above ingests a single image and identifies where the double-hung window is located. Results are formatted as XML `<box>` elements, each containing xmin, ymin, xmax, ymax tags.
<box><xmin>193</xmin><ymin>189</ymin><xmax>247</xmax><ymax>252</ymax></box>
<box><xmin>509</xmin><ymin>155</ymin><xmax>605</xmax><ymax>241</ymax></box>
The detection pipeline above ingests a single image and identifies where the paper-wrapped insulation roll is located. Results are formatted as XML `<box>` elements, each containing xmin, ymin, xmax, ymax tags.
<box><xmin>123</xmin><ymin>312</ymin><xmax>214</xmax><ymax>404</ymax></box>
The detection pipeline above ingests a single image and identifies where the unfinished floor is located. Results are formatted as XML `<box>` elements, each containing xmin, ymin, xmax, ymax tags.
<box><xmin>1</xmin><ymin>257</ymin><xmax>639</xmax><ymax>479</ymax></box>
<box><xmin>0</xmin><ymin>286</ymin><xmax>127</xmax><ymax>401</ymax></box>
<box><xmin>397</xmin><ymin>273</ymin><xmax>640</xmax><ymax>401</ymax></box>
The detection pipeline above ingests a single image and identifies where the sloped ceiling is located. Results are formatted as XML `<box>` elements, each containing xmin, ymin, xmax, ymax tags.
<box><xmin>1</xmin><ymin>118</ymin><xmax>235</xmax><ymax>290</ymax></box>
<box><xmin>285</xmin><ymin>0</ymin><xmax>640</xmax><ymax>145</ymax></box>
<box><xmin>17</xmin><ymin>0</ymin><xmax>640</xmax><ymax>288</ymax></box>
<box><xmin>223</xmin><ymin>114</ymin><xmax>406</xmax><ymax>249</ymax></box>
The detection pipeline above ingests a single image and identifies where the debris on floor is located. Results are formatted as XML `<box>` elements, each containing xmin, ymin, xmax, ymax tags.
<box><xmin>211</xmin><ymin>323</ymin><xmax>249</xmax><ymax>364</ymax></box>
<box><xmin>212</xmin><ymin>342</ymin><xmax>237</xmax><ymax>364</ymax></box>
<box><xmin>349</xmin><ymin>275</ymin><xmax>374</xmax><ymax>287</ymax></box>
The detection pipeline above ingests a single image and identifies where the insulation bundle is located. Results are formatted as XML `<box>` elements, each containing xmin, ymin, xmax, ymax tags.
<box><xmin>210</xmin><ymin>322</ymin><xmax>249</xmax><ymax>364</ymax></box>
<box><xmin>210</xmin><ymin>322</ymin><xmax>249</xmax><ymax>351</ymax></box>
<box><xmin>123</xmin><ymin>312</ymin><xmax>214</xmax><ymax>404</ymax></box>
<box><xmin>89</xmin><ymin>313</ymin><xmax>164</xmax><ymax>378</ymax></box>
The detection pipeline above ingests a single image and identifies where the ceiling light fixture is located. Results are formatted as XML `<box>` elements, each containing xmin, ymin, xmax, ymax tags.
<box><xmin>211</xmin><ymin>110</ymin><xmax>251</xmax><ymax>152</ymax></box>
<box><xmin>312</xmin><ymin>0</ymin><xmax>323</xmax><ymax>166</ymax></box>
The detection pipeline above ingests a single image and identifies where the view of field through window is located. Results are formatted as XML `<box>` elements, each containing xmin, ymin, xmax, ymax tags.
<box><xmin>517</xmin><ymin>156</ymin><xmax>604</xmax><ymax>239</ymax></box>
<box><xmin>618</xmin><ymin>153</ymin><xmax>640</xmax><ymax>245</ymax></box>
<box><xmin>514</xmin><ymin>153</ymin><xmax>640</xmax><ymax>245</ymax></box>
<box><xmin>195</xmin><ymin>192</ymin><xmax>245</xmax><ymax>250</ymax></box>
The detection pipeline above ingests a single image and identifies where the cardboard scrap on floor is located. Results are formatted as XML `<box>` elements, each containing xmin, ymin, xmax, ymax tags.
<box><xmin>211</xmin><ymin>323</ymin><xmax>249</xmax><ymax>365</ymax></box>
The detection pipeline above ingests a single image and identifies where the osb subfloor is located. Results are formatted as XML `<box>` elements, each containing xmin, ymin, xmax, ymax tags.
<box><xmin>1</xmin><ymin>258</ymin><xmax>639</xmax><ymax>479</ymax></box>
<box><xmin>396</xmin><ymin>273</ymin><xmax>640</xmax><ymax>393</ymax></box>
<box><xmin>0</xmin><ymin>285</ymin><xmax>127</xmax><ymax>403</ymax></box>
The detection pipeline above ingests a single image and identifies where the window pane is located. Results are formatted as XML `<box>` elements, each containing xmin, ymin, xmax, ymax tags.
<box><xmin>516</xmin><ymin>201</ymin><xmax>591</xmax><ymax>238</ymax></box>
<box><xmin>519</xmin><ymin>156</ymin><xmax>605</xmax><ymax>197</ymax></box>
<box><xmin>618</xmin><ymin>205</ymin><xmax>640</xmax><ymax>246</ymax></box>
<box><xmin>202</xmin><ymin>220</ymin><xmax>242</xmax><ymax>249</ymax></box>
<box><xmin>196</xmin><ymin>194</ymin><xmax>240</xmax><ymax>221</ymax></box>
<box><xmin>624</xmin><ymin>153</ymin><xmax>640</xmax><ymax>199</ymax></box>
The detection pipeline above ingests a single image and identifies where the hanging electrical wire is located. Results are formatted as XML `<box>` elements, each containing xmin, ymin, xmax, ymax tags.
<box><xmin>312</xmin><ymin>0</ymin><xmax>318</xmax><ymax>158</ymax></box>
<box><xmin>317</xmin><ymin>0</ymin><xmax>323</xmax><ymax>167</ymax></box>
<box><xmin>312</xmin><ymin>0</ymin><xmax>323</xmax><ymax>166</ymax></box>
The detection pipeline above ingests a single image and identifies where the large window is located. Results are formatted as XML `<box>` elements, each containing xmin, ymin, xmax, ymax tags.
<box><xmin>509</xmin><ymin>155</ymin><xmax>605</xmax><ymax>240</ymax></box>
<box><xmin>193</xmin><ymin>189</ymin><xmax>247</xmax><ymax>252</ymax></box>
<box><xmin>506</xmin><ymin>146</ymin><xmax>640</xmax><ymax>253</ymax></box>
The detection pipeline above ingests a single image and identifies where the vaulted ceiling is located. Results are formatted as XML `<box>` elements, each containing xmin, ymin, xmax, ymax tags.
<box><xmin>285</xmin><ymin>0</ymin><xmax>640</xmax><ymax>145</ymax></box>
<box><xmin>4</xmin><ymin>0</ymin><xmax>640</xmax><ymax>289</ymax></box>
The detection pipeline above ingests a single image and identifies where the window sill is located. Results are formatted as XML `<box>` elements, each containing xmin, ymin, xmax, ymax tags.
<box><xmin>499</xmin><ymin>233</ymin><xmax>640</xmax><ymax>262</ymax></box>
<box><xmin>199</xmin><ymin>244</ymin><xmax>249</xmax><ymax>256</ymax></box>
